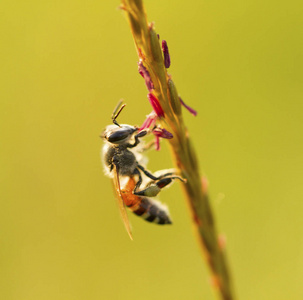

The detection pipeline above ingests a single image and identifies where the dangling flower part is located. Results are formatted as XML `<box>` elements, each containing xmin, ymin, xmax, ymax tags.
<box><xmin>179</xmin><ymin>96</ymin><xmax>198</xmax><ymax>116</ymax></box>
<box><xmin>162</xmin><ymin>40</ymin><xmax>171</xmax><ymax>68</ymax></box>
<box><xmin>155</xmin><ymin>136</ymin><xmax>160</xmax><ymax>151</ymax></box>
<box><xmin>139</xmin><ymin>111</ymin><xmax>173</xmax><ymax>151</ymax></box>
<box><xmin>138</xmin><ymin>61</ymin><xmax>154</xmax><ymax>91</ymax></box>
<box><xmin>152</xmin><ymin>127</ymin><xmax>173</xmax><ymax>139</ymax></box>
<box><xmin>153</xmin><ymin>127</ymin><xmax>173</xmax><ymax>150</ymax></box>
<box><xmin>153</xmin><ymin>127</ymin><xmax>173</xmax><ymax>151</ymax></box>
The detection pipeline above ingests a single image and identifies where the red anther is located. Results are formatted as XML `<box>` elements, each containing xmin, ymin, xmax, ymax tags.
<box><xmin>147</xmin><ymin>93</ymin><xmax>164</xmax><ymax>118</ymax></box>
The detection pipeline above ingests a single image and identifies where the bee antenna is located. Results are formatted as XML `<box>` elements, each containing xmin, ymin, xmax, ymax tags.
<box><xmin>112</xmin><ymin>100</ymin><xmax>126</xmax><ymax>127</ymax></box>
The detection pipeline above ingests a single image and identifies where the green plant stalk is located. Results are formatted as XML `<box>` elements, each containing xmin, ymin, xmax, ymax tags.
<box><xmin>120</xmin><ymin>1</ymin><xmax>235</xmax><ymax>299</ymax></box>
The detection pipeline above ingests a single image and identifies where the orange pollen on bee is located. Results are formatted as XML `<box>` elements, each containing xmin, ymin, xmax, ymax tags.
<box><xmin>121</xmin><ymin>177</ymin><xmax>142</xmax><ymax>210</ymax></box>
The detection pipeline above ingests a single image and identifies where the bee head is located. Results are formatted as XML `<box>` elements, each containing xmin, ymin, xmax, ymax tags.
<box><xmin>102</xmin><ymin>124</ymin><xmax>138</xmax><ymax>145</ymax></box>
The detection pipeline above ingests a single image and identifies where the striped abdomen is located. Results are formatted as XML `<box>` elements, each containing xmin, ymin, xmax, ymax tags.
<box><xmin>121</xmin><ymin>177</ymin><xmax>172</xmax><ymax>225</ymax></box>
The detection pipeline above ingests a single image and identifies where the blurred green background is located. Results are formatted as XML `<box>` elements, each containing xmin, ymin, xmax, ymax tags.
<box><xmin>1</xmin><ymin>0</ymin><xmax>303</xmax><ymax>299</ymax></box>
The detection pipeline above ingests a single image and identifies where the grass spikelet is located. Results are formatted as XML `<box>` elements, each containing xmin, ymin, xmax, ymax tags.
<box><xmin>120</xmin><ymin>1</ymin><xmax>235</xmax><ymax>299</ymax></box>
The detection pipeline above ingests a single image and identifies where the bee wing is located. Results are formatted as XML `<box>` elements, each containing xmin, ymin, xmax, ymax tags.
<box><xmin>112</xmin><ymin>163</ymin><xmax>133</xmax><ymax>240</ymax></box>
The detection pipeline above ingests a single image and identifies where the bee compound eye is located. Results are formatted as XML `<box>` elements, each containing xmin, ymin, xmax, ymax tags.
<box><xmin>107</xmin><ymin>129</ymin><xmax>133</xmax><ymax>143</ymax></box>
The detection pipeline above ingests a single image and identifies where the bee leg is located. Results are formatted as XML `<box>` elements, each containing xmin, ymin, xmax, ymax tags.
<box><xmin>126</xmin><ymin>130</ymin><xmax>148</xmax><ymax>148</ymax></box>
<box><xmin>133</xmin><ymin>168</ymin><xmax>144</xmax><ymax>193</ymax></box>
<box><xmin>134</xmin><ymin>175</ymin><xmax>186</xmax><ymax>197</ymax></box>
<box><xmin>137</xmin><ymin>164</ymin><xmax>174</xmax><ymax>181</ymax></box>
<box><xmin>134</xmin><ymin>165</ymin><xmax>187</xmax><ymax>197</ymax></box>
<box><xmin>132</xmin><ymin>167</ymin><xmax>162</xmax><ymax>197</ymax></box>
<box><xmin>155</xmin><ymin>177</ymin><xmax>173</xmax><ymax>188</ymax></box>
<box><xmin>134</xmin><ymin>177</ymin><xmax>173</xmax><ymax>197</ymax></box>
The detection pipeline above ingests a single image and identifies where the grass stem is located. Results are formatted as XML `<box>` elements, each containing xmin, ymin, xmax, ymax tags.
<box><xmin>120</xmin><ymin>1</ymin><xmax>235</xmax><ymax>299</ymax></box>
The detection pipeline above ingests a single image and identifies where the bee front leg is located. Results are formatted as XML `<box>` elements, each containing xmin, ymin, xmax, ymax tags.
<box><xmin>126</xmin><ymin>130</ymin><xmax>148</xmax><ymax>148</ymax></box>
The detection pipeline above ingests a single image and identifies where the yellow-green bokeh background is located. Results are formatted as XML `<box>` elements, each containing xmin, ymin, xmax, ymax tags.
<box><xmin>1</xmin><ymin>1</ymin><xmax>303</xmax><ymax>299</ymax></box>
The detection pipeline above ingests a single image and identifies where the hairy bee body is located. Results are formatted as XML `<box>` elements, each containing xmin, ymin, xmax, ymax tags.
<box><xmin>103</xmin><ymin>142</ymin><xmax>138</xmax><ymax>177</ymax></box>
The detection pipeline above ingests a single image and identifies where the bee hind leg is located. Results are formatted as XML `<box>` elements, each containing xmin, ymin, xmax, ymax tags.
<box><xmin>134</xmin><ymin>174</ymin><xmax>186</xmax><ymax>198</ymax></box>
<box><xmin>137</xmin><ymin>164</ymin><xmax>174</xmax><ymax>181</ymax></box>
<box><xmin>137</xmin><ymin>164</ymin><xmax>186</xmax><ymax>183</ymax></box>
<box><xmin>133</xmin><ymin>167</ymin><xmax>162</xmax><ymax>197</ymax></box>
<box><xmin>133</xmin><ymin>168</ymin><xmax>143</xmax><ymax>193</ymax></box>
<box><xmin>134</xmin><ymin>177</ymin><xmax>173</xmax><ymax>197</ymax></box>
<box><xmin>133</xmin><ymin>165</ymin><xmax>186</xmax><ymax>197</ymax></box>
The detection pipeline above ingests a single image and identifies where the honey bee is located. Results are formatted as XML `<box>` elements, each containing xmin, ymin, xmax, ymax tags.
<box><xmin>101</xmin><ymin>101</ymin><xmax>185</xmax><ymax>239</ymax></box>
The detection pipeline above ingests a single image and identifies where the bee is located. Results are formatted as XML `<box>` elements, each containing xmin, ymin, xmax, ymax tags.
<box><xmin>101</xmin><ymin>101</ymin><xmax>185</xmax><ymax>239</ymax></box>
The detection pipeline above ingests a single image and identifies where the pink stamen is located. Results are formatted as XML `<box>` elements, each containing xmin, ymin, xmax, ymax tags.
<box><xmin>138</xmin><ymin>61</ymin><xmax>154</xmax><ymax>91</ymax></box>
<box><xmin>139</xmin><ymin>112</ymin><xmax>157</xmax><ymax>131</ymax></box>
<box><xmin>179</xmin><ymin>97</ymin><xmax>197</xmax><ymax>116</ymax></box>
<box><xmin>155</xmin><ymin>136</ymin><xmax>160</xmax><ymax>151</ymax></box>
